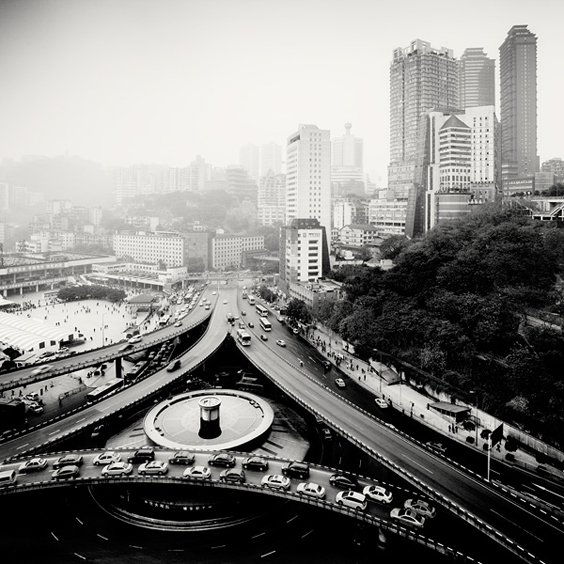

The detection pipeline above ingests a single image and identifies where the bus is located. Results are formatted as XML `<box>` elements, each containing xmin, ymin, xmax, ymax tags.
<box><xmin>236</xmin><ymin>328</ymin><xmax>252</xmax><ymax>346</ymax></box>
<box><xmin>259</xmin><ymin>317</ymin><xmax>272</xmax><ymax>332</ymax></box>
<box><xmin>247</xmin><ymin>295</ymin><xmax>256</xmax><ymax>305</ymax></box>
<box><xmin>256</xmin><ymin>304</ymin><xmax>268</xmax><ymax>317</ymax></box>
<box><xmin>86</xmin><ymin>378</ymin><xmax>123</xmax><ymax>403</ymax></box>
<box><xmin>125</xmin><ymin>360</ymin><xmax>148</xmax><ymax>382</ymax></box>
<box><xmin>159</xmin><ymin>314</ymin><xmax>171</xmax><ymax>326</ymax></box>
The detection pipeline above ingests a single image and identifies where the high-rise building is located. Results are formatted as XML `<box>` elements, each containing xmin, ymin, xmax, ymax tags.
<box><xmin>389</xmin><ymin>39</ymin><xmax>459</xmax><ymax>197</ymax></box>
<box><xmin>261</xmin><ymin>142</ymin><xmax>282</xmax><ymax>176</ymax></box>
<box><xmin>331</xmin><ymin>123</ymin><xmax>364</xmax><ymax>194</ymax></box>
<box><xmin>257</xmin><ymin>172</ymin><xmax>286</xmax><ymax>226</ymax></box>
<box><xmin>499</xmin><ymin>25</ymin><xmax>539</xmax><ymax>184</ymax></box>
<box><xmin>458</xmin><ymin>48</ymin><xmax>495</xmax><ymax>109</ymax></box>
<box><xmin>541</xmin><ymin>158</ymin><xmax>564</xmax><ymax>177</ymax></box>
<box><xmin>239</xmin><ymin>144</ymin><xmax>260</xmax><ymax>180</ymax></box>
<box><xmin>285</xmin><ymin>124</ymin><xmax>331</xmax><ymax>237</ymax></box>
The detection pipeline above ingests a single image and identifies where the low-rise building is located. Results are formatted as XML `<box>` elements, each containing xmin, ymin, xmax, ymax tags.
<box><xmin>288</xmin><ymin>279</ymin><xmax>343</xmax><ymax>315</ymax></box>
<box><xmin>338</xmin><ymin>224</ymin><xmax>379</xmax><ymax>247</ymax></box>
<box><xmin>210</xmin><ymin>234</ymin><xmax>264</xmax><ymax>271</ymax></box>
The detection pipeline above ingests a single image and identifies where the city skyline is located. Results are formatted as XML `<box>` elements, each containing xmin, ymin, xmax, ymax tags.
<box><xmin>0</xmin><ymin>0</ymin><xmax>562</xmax><ymax>184</ymax></box>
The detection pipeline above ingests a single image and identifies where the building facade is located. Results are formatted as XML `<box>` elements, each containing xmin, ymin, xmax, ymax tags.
<box><xmin>338</xmin><ymin>224</ymin><xmax>379</xmax><ymax>247</ymax></box>
<box><xmin>113</xmin><ymin>231</ymin><xmax>184</xmax><ymax>267</ymax></box>
<box><xmin>209</xmin><ymin>235</ymin><xmax>264</xmax><ymax>271</ymax></box>
<box><xmin>331</xmin><ymin>123</ymin><xmax>364</xmax><ymax>194</ymax></box>
<box><xmin>499</xmin><ymin>25</ymin><xmax>539</xmax><ymax>184</ymax></box>
<box><xmin>458</xmin><ymin>48</ymin><xmax>495</xmax><ymax>109</ymax></box>
<box><xmin>368</xmin><ymin>194</ymin><xmax>408</xmax><ymax>237</ymax></box>
<box><xmin>257</xmin><ymin>172</ymin><xmax>286</xmax><ymax>226</ymax></box>
<box><xmin>239</xmin><ymin>144</ymin><xmax>260</xmax><ymax>181</ymax></box>
<box><xmin>261</xmin><ymin>142</ymin><xmax>282</xmax><ymax>176</ymax></box>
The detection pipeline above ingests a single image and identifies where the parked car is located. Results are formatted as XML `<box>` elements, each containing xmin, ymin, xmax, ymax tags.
<box><xmin>208</xmin><ymin>453</ymin><xmax>236</xmax><ymax>468</ymax></box>
<box><xmin>169</xmin><ymin>451</ymin><xmax>196</xmax><ymax>465</ymax></box>
<box><xmin>93</xmin><ymin>451</ymin><xmax>122</xmax><ymax>466</ymax></box>
<box><xmin>425</xmin><ymin>442</ymin><xmax>448</xmax><ymax>456</ymax></box>
<box><xmin>404</xmin><ymin>498</ymin><xmax>436</xmax><ymax>519</ymax></box>
<box><xmin>219</xmin><ymin>468</ymin><xmax>246</xmax><ymax>484</ymax></box>
<box><xmin>138</xmin><ymin>461</ymin><xmax>168</xmax><ymax>475</ymax></box>
<box><xmin>329</xmin><ymin>473</ymin><xmax>359</xmax><ymax>490</ymax></box>
<box><xmin>53</xmin><ymin>454</ymin><xmax>83</xmax><ymax>469</ymax></box>
<box><xmin>52</xmin><ymin>465</ymin><xmax>80</xmax><ymax>480</ymax></box>
<box><xmin>282</xmin><ymin>461</ymin><xmax>309</xmax><ymax>480</ymax></box>
<box><xmin>336</xmin><ymin>490</ymin><xmax>367</xmax><ymax>511</ymax></box>
<box><xmin>101</xmin><ymin>462</ymin><xmax>133</xmax><ymax>477</ymax></box>
<box><xmin>296</xmin><ymin>482</ymin><xmax>326</xmax><ymax>499</ymax></box>
<box><xmin>183</xmin><ymin>466</ymin><xmax>211</xmax><ymax>481</ymax></box>
<box><xmin>390</xmin><ymin>507</ymin><xmax>425</xmax><ymax>528</ymax></box>
<box><xmin>363</xmin><ymin>485</ymin><xmax>393</xmax><ymax>504</ymax></box>
<box><xmin>19</xmin><ymin>458</ymin><xmax>48</xmax><ymax>473</ymax></box>
<box><xmin>261</xmin><ymin>474</ymin><xmax>291</xmax><ymax>491</ymax></box>
<box><xmin>375</xmin><ymin>398</ymin><xmax>389</xmax><ymax>409</ymax></box>
<box><xmin>242</xmin><ymin>456</ymin><xmax>269</xmax><ymax>472</ymax></box>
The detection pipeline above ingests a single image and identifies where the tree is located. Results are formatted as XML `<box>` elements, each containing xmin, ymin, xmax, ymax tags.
<box><xmin>285</xmin><ymin>299</ymin><xmax>312</xmax><ymax>325</ymax></box>
<box><xmin>357</xmin><ymin>245</ymin><xmax>373</xmax><ymax>263</ymax></box>
<box><xmin>379</xmin><ymin>235</ymin><xmax>410</xmax><ymax>261</ymax></box>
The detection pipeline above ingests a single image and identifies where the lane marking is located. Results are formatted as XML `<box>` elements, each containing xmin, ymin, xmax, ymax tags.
<box><xmin>252</xmin><ymin>532</ymin><xmax>265</xmax><ymax>539</ymax></box>
<box><xmin>16</xmin><ymin>443</ymin><xmax>29</xmax><ymax>450</ymax></box>
<box><xmin>400</xmin><ymin>453</ymin><xmax>433</xmax><ymax>474</ymax></box>
<box><xmin>490</xmin><ymin>509</ymin><xmax>545</xmax><ymax>543</ymax></box>
<box><xmin>302</xmin><ymin>529</ymin><xmax>314</xmax><ymax>538</ymax></box>
<box><xmin>261</xmin><ymin>551</ymin><xmax>276</xmax><ymax>558</ymax></box>
<box><xmin>48</xmin><ymin>429</ymin><xmax>60</xmax><ymax>436</ymax></box>
<box><xmin>76</xmin><ymin>418</ymin><xmax>85</xmax><ymax>423</ymax></box>
<box><xmin>51</xmin><ymin>532</ymin><xmax>59</xmax><ymax>541</ymax></box>
<box><xmin>97</xmin><ymin>534</ymin><xmax>108</xmax><ymax>541</ymax></box>
<box><xmin>76</xmin><ymin>517</ymin><xmax>83</xmax><ymax>525</ymax></box>
<box><xmin>286</xmin><ymin>515</ymin><xmax>298</xmax><ymax>523</ymax></box>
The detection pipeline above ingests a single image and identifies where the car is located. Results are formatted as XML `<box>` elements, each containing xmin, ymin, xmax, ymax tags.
<box><xmin>52</xmin><ymin>465</ymin><xmax>80</xmax><ymax>480</ymax></box>
<box><xmin>426</xmin><ymin>441</ymin><xmax>448</xmax><ymax>455</ymax></box>
<box><xmin>128</xmin><ymin>447</ymin><xmax>155</xmax><ymax>464</ymax></box>
<box><xmin>404</xmin><ymin>498</ymin><xmax>436</xmax><ymax>519</ymax></box>
<box><xmin>169</xmin><ymin>451</ymin><xmax>196</xmax><ymax>465</ymax></box>
<box><xmin>28</xmin><ymin>404</ymin><xmax>44</xmax><ymax>414</ymax></box>
<box><xmin>260</xmin><ymin>334</ymin><xmax>268</xmax><ymax>341</ymax></box>
<box><xmin>241</xmin><ymin>310</ymin><xmax>246</xmax><ymax>316</ymax></box>
<box><xmin>390</xmin><ymin>507</ymin><xmax>425</xmax><ymax>528</ymax></box>
<box><xmin>223</xmin><ymin>300</ymin><xmax>228</xmax><ymax>305</ymax></box>
<box><xmin>242</xmin><ymin>456</ymin><xmax>269</xmax><ymax>472</ymax></box>
<box><xmin>238</xmin><ymin>322</ymin><xmax>245</xmax><ymax>329</ymax></box>
<box><xmin>208</xmin><ymin>453</ymin><xmax>236</xmax><ymax>468</ymax></box>
<box><xmin>174</xmin><ymin>321</ymin><xmax>183</xmax><ymax>327</ymax></box>
<box><xmin>93</xmin><ymin>451</ymin><xmax>122</xmax><ymax>466</ymax></box>
<box><xmin>281</xmin><ymin>461</ymin><xmax>309</xmax><ymax>480</ymax></box>
<box><xmin>276</xmin><ymin>339</ymin><xmax>286</xmax><ymax>347</ymax></box>
<box><xmin>183</xmin><ymin>465</ymin><xmax>211</xmax><ymax>481</ymax></box>
<box><xmin>248</xmin><ymin>322</ymin><xmax>254</xmax><ymax>328</ymax></box>
<box><xmin>31</xmin><ymin>365</ymin><xmax>52</xmax><ymax>376</ymax></box>
<box><xmin>19</xmin><ymin>458</ymin><xmax>48</xmax><ymax>473</ymax></box>
<box><xmin>138</xmin><ymin>460</ymin><xmax>169</xmax><ymax>475</ymax></box>
<box><xmin>219</xmin><ymin>468</ymin><xmax>246</xmax><ymax>484</ymax></box>
<box><xmin>261</xmin><ymin>474</ymin><xmax>291</xmax><ymax>491</ymax></box>
<box><xmin>336</xmin><ymin>490</ymin><xmax>367</xmax><ymax>511</ymax></box>
<box><xmin>375</xmin><ymin>398</ymin><xmax>389</xmax><ymax>409</ymax></box>
<box><xmin>101</xmin><ymin>462</ymin><xmax>133</xmax><ymax>477</ymax></box>
<box><xmin>335</xmin><ymin>378</ymin><xmax>346</xmax><ymax>389</ymax></box>
<box><xmin>321</xmin><ymin>427</ymin><xmax>333</xmax><ymax>441</ymax></box>
<box><xmin>329</xmin><ymin>473</ymin><xmax>359</xmax><ymax>490</ymax></box>
<box><xmin>296</xmin><ymin>482</ymin><xmax>326</xmax><ymax>499</ymax></box>
<box><xmin>24</xmin><ymin>393</ymin><xmax>41</xmax><ymax>403</ymax></box>
<box><xmin>166</xmin><ymin>359</ymin><xmax>181</xmax><ymax>372</ymax></box>
<box><xmin>128</xmin><ymin>335</ymin><xmax>142</xmax><ymax>344</ymax></box>
<box><xmin>38</xmin><ymin>351</ymin><xmax>55</xmax><ymax>359</ymax></box>
<box><xmin>53</xmin><ymin>454</ymin><xmax>83</xmax><ymax>469</ymax></box>
<box><xmin>118</xmin><ymin>343</ymin><xmax>133</xmax><ymax>352</ymax></box>
<box><xmin>363</xmin><ymin>485</ymin><xmax>393</xmax><ymax>504</ymax></box>
<box><xmin>233</xmin><ymin>314</ymin><xmax>240</xmax><ymax>320</ymax></box>
<box><xmin>212</xmin><ymin>291</ymin><xmax>217</xmax><ymax>295</ymax></box>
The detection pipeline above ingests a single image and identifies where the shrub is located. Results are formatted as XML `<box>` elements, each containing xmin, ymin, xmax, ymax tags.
<box><xmin>504</xmin><ymin>439</ymin><xmax>518</xmax><ymax>452</ymax></box>
<box><xmin>505</xmin><ymin>453</ymin><xmax>515</xmax><ymax>462</ymax></box>
<box><xmin>483</xmin><ymin>443</ymin><xmax>490</xmax><ymax>451</ymax></box>
<box><xmin>466</xmin><ymin>436</ymin><xmax>475</xmax><ymax>444</ymax></box>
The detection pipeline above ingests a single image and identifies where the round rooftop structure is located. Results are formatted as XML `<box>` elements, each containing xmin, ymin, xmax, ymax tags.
<box><xmin>144</xmin><ymin>390</ymin><xmax>275</xmax><ymax>451</ymax></box>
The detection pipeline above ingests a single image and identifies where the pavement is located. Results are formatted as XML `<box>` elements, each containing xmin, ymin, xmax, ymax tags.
<box><xmin>305</xmin><ymin>322</ymin><xmax>549</xmax><ymax>479</ymax></box>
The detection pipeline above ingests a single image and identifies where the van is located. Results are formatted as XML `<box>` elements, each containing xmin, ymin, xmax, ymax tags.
<box><xmin>0</xmin><ymin>469</ymin><xmax>17</xmax><ymax>487</ymax></box>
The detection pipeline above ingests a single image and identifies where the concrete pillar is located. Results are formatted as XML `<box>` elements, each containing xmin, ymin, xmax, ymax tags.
<box><xmin>115</xmin><ymin>357</ymin><xmax>122</xmax><ymax>379</ymax></box>
<box><xmin>198</xmin><ymin>396</ymin><xmax>222</xmax><ymax>439</ymax></box>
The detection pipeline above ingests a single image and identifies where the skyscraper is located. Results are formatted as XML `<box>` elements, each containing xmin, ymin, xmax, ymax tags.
<box><xmin>261</xmin><ymin>142</ymin><xmax>282</xmax><ymax>176</ymax></box>
<box><xmin>331</xmin><ymin>123</ymin><xmax>364</xmax><ymax>194</ymax></box>
<box><xmin>388</xmin><ymin>39</ymin><xmax>459</xmax><ymax>196</ymax></box>
<box><xmin>499</xmin><ymin>25</ymin><xmax>539</xmax><ymax>183</ymax></box>
<box><xmin>458</xmin><ymin>48</ymin><xmax>495</xmax><ymax>109</ymax></box>
<box><xmin>239</xmin><ymin>144</ymin><xmax>260</xmax><ymax>180</ymax></box>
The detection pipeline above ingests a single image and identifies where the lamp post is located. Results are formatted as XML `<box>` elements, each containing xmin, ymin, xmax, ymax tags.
<box><xmin>101</xmin><ymin>312</ymin><xmax>106</xmax><ymax>347</ymax></box>
<box><xmin>470</xmin><ymin>390</ymin><xmax>479</xmax><ymax>446</ymax></box>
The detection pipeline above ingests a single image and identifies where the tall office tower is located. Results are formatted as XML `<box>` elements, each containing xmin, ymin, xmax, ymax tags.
<box><xmin>458</xmin><ymin>48</ymin><xmax>495</xmax><ymax>109</ymax></box>
<box><xmin>257</xmin><ymin>172</ymin><xmax>286</xmax><ymax>226</ymax></box>
<box><xmin>286</xmin><ymin>124</ymin><xmax>331</xmax><ymax>235</ymax></box>
<box><xmin>261</xmin><ymin>142</ymin><xmax>282</xmax><ymax>176</ymax></box>
<box><xmin>331</xmin><ymin>123</ymin><xmax>364</xmax><ymax>194</ymax></box>
<box><xmin>389</xmin><ymin>39</ymin><xmax>459</xmax><ymax>199</ymax></box>
<box><xmin>499</xmin><ymin>25</ymin><xmax>539</xmax><ymax>184</ymax></box>
<box><xmin>239</xmin><ymin>144</ymin><xmax>260</xmax><ymax>180</ymax></box>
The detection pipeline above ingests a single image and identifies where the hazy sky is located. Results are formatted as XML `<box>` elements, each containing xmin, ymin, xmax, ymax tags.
<box><xmin>1</xmin><ymin>0</ymin><xmax>562</xmax><ymax>182</ymax></box>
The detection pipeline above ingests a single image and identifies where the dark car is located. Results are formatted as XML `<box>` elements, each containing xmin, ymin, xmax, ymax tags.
<box><xmin>281</xmin><ymin>461</ymin><xmax>309</xmax><ymax>480</ymax></box>
<box><xmin>248</xmin><ymin>322</ymin><xmax>254</xmax><ymax>328</ymax></box>
<box><xmin>169</xmin><ymin>451</ymin><xmax>196</xmax><ymax>465</ymax></box>
<box><xmin>127</xmin><ymin>447</ymin><xmax>155</xmax><ymax>464</ymax></box>
<box><xmin>52</xmin><ymin>465</ymin><xmax>80</xmax><ymax>480</ymax></box>
<box><xmin>329</xmin><ymin>473</ymin><xmax>359</xmax><ymax>490</ymax></box>
<box><xmin>53</xmin><ymin>454</ymin><xmax>83</xmax><ymax>469</ymax></box>
<box><xmin>219</xmin><ymin>468</ymin><xmax>246</xmax><ymax>484</ymax></box>
<box><xmin>242</xmin><ymin>456</ymin><xmax>269</xmax><ymax>472</ymax></box>
<box><xmin>208</xmin><ymin>453</ymin><xmax>236</xmax><ymax>468</ymax></box>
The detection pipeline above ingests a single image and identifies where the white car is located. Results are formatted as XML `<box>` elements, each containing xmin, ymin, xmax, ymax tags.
<box><xmin>174</xmin><ymin>321</ymin><xmax>183</xmax><ymax>327</ymax></box>
<box><xmin>128</xmin><ymin>335</ymin><xmax>142</xmax><ymax>344</ymax></box>
<box><xmin>223</xmin><ymin>300</ymin><xmax>228</xmax><ymax>305</ymax></box>
<box><xmin>363</xmin><ymin>485</ymin><xmax>393</xmax><ymax>504</ymax></box>
<box><xmin>261</xmin><ymin>474</ymin><xmax>291</xmax><ymax>491</ymax></box>
<box><xmin>390</xmin><ymin>507</ymin><xmax>425</xmax><ymax>528</ymax></box>
<box><xmin>93</xmin><ymin>451</ymin><xmax>122</xmax><ymax>466</ymax></box>
<box><xmin>375</xmin><ymin>398</ymin><xmax>389</xmax><ymax>409</ymax></box>
<box><xmin>276</xmin><ymin>339</ymin><xmax>286</xmax><ymax>347</ymax></box>
<box><xmin>183</xmin><ymin>465</ymin><xmax>211</xmax><ymax>481</ymax></box>
<box><xmin>335</xmin><ymin>378</ymin><xmax>346</xmax><ymax>389</ymax></box>
<box><xmin>296</xmin><ymin>482</ymin><xmax>326</xmax><ymax>499</ymax></box>
<box><xmin>101</xmin><ymin>462</ymin><xmax>133</xmax><ymax>477</ymax></box>
<box><xmin>212</xmin><ymin>291</ymin><xmax>217</xmax><ymax>295</ymax></box>
<box><xmin>138</xmin><ymin>460</ymin><xmax>169</xmax><ymax>475</ymax></box>
<box><xmin>404</xmin><ymin>498</ymin><xmax>436</xmax><ymax>519</ymax></box>
<box><xmin>31</xmin><ymin>365</ymin><xmax>52</xmax><ymax>376</ymax></box>
<box><xmin>335</xmin><ymin>490</ymin><xmax>367</xmax><ymax>511</ymax></box>
<box><xmin>19</xmin><ymin>458</ymin><xmax>48</xmax><ymax>473</ymax></box>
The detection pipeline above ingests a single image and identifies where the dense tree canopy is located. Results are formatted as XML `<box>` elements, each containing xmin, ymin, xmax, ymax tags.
<box><xmin>58</xmin><ymin>285</ymin><xmax>126</xmax><ymax>303</ymax></box>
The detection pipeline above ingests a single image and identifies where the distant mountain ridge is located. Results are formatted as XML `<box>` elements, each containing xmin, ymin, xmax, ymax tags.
<box><xmin>0</xmin><ymin>155</ymin><xmax>113</xmax><ymax>207</ymax></box>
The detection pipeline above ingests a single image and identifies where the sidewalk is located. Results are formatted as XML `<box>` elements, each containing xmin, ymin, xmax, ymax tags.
<box><xmin>305</xmin><ymin>323</ymin><xmax>544</xmax><ymax>478</ymax></box>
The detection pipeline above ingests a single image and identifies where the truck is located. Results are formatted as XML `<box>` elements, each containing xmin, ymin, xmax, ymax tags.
<box><xmin>0</xmin><ymin>398</ymin><xmax>26</xmax><ymax>422</ymax></box>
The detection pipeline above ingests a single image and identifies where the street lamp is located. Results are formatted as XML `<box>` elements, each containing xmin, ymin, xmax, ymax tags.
<box><xmin>101</xmin><ymin>312</ymin><xmax>106</xmax><ymax>347</ymax></box>
<box><xmin>470</xmin><ymin>390</ymin><xmax>479</xmax><ymax>445</ymax></box>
